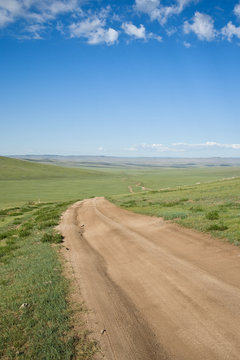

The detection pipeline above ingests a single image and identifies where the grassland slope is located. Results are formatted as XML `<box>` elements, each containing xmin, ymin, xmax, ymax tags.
<box><xmin>110</xmin><ymin>177</ymin><xmax>240</xmax><ymax>245</ymax></box>
<box><xmin>0</xmin><ymin>156</ymin><xmax>104</xmax><ymax>180</ymax></box>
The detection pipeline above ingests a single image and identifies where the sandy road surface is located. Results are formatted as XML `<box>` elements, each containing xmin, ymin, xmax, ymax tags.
<box><xmin>59</xmin><ymin>197</ymin><xmax>240</xmax><ymax>360</ymax></box>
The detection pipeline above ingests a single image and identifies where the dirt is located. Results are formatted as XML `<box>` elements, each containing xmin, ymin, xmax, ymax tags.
<box><xmin>59</xmin><ymin>197</ymin><xmax>240</xmax><ymax>360</ymax></box>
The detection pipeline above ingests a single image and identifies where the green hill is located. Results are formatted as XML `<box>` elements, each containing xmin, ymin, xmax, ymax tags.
<box><xmin>0</xmin><ymin>156</ymin><xmax>103</xmax><ymax>180</ymax></box>
<box><xmin>0</xmin><ymin>157</ymin><xmax>128</xmax><ymax>207</ymax></box>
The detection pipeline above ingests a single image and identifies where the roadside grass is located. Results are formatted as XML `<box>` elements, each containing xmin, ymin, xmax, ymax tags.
<box><xmin>109</xmin><ymin>177</ymin><xmax>240</xmax><ymax>246</ymax></box>
<box><xmin>0</xmin><ymin>201</ymin><xmax>98</xmax><ymax>359</ymax></box>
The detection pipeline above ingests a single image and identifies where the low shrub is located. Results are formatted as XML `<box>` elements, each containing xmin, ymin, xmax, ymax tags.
<box><xmin>13</xmin><ymin>219</ymin><xmax>22</xmax><ymax>225</ymax></box>
<box><xmin>163</xmin><ymin>212</ymin><xmax>188</xmax><ymax>220</ymax></box>
<box><xmin>41</xmin><ymin>232</ymin><xmax>63</xmax><ymax>244</ymax></box>
<box><xmin>21</xmin><ymin>222</ymin><xmax>34</xmax><ymax>230</ymax></box>
<box><xmin>0</xmin><ymin>229</ymin><xmax>17</xmax><ymax>240</ymax></box>
<box><xmin>161</xmin><ymin>201</ymin><xmax>181</xmax><ymax>207</ymax></box>
<box><xmin>18</xmin><ymin>229</ymin><xmax>31</xmax><ymax>238</ymax></box>
<box><xmin>206</xmin><ymin>210</ymin><xmax>219</xmax><ymax>220</ymax></box>
<box><xmin>37</xmin><ymin>220</ymin><xmax>58</xmax><ymax>229</ymax></box>
<box><xmin>190</xmin><ymin>206</ymin><xmax>203</xmax><ymax>212</ymax></box>
<box><xmin>207</xmin><ymin>223</ymin><xmax>228</xmax><ymax>231</ymax></box>
<box><xmin>123</xmin><ymin>200</ymin><xmax>137</xmax><ymax>207</ymax></box>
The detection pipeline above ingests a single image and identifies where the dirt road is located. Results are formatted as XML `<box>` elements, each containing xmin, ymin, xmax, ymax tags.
<box><xmin>59</xmin><ymin>197</ymin><xmax>240</xmax><ymax>360</ymax></box>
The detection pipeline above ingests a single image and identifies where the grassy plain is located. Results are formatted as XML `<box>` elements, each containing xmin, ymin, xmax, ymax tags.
<box><xmin>2</xmin><ymin>156</ymin><xmax>240</xmax><ymax>208</ymax></box>
<box><xmin>1</xmin><ymin>155</ymin><xmax>240</xmax><ymax>358</ymax></box>
<box><xmin>110</xmin><ymin>177</ymin><xmax>240</xmax><ymax>246</ymax></box>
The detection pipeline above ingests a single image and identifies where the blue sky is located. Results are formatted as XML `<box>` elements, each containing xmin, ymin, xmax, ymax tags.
<box><xmin>0</xmin><ymin>0</ymin><xmax>240</xmax><ymax>157</ymax></box>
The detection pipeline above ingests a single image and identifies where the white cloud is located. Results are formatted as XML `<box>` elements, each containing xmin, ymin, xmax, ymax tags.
<box><xmin>69</xmin><ymin>17</ymin><xmax>118</xmax><ymax>45</ymax></box>
<box><xmin>129</xmin><ymin>142</ymin><xmax>240</xmax><ymax>152</ymax></box>
<box><xmin>0</xmin><ymin>0</ymin><xmax>22</xmax><ymax>27</ymax></box>
<box><xmin>183</xmin><ymin>40</ymin><xmax>191</xmax><ymax>47</ymax></box>
<box><xmin>234</xmin><ymin>3</ymin><xmax>240</xmax><ymax>18</ymax></box>
<box><xmin>222</xmin><ymin>21</ymin><xmax>240</xmax><ymax>41</ymax></box>
<box><xmin>134</xmin><ymin>0</ymin><xmax>196</xmax><ymax>25</ymax></box>
<box><xmin>129</xmin><ymin>143</ymin><xmax>175</xmax><ymax>152</ymax></box>
<box><xmin>184</xmin><ymin>12</ymin><xmax>216</xmax><ymax>41</ymax></box>
<box><xmin>149</xmin><ymin>32</ymin><xmax>162</xmax><ymax>41</ymax></box>
<box><xmin>173</xmin><ymin>142</ymin><xmax>240</xmax><ymax>150</ymax></box>
<box><xmin>0</xmin><ymin>0</ymin><xmax>119</xmax><ymax>44</ymax></box>
<box><xmin>134</xmin><ymin>0</ymin><xmax>160</xmax><ymax>16</ymax></box>
<box><xmin>24</xmin><ymin>23</ymin><xmax>45</xmax><ymax>39</ymax></box>
<box><xmin>121</xmin><ymin>22</ymin><xmax>162</xmax><ymax>42</ymax></box>
<box><xmin>0</xmin><ymin>0</ymin><xmax>81</xmax><ymax>29</ymax></box>
<box><xmin>122</xmin><ymin>22</ymin><xmax>146</xmax><ymax>39</ymax></box>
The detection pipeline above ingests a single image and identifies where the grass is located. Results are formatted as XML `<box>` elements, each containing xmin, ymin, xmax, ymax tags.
<box><xmin>1</xmin><ymin>156</ymin><xmax>240</xmax><ymax>357</ymax></box>
<box><xmin>0</xmin><ymin>201</ymin><xmax>98</xmax><ymax>359</ymax></box>
<box><xmin>109</xmin><ymin>177</ymin><xmax>240</xmax><ymax>246</ymax></box>
<box><xmin>2</xmin><ymin>156</ymin><xmax>240</xmax><ymax>208</ymax></box>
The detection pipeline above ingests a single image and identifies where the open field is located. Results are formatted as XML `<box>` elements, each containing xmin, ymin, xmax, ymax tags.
<box><xmin>110</xmin><ymin>177</ymin><xmax>240</xmax><ymax>246</ymax></box>
<box><xmin>2</xmin><ymin>156</ymin><xmax>240</xmax><ymax>208</ymax></box>
<box><xmin>60</xmin><ymin>197</ymin><xmax>240</xmax><ymax>360</ymax></box>
<box><xmin>1</xmin><ymin>156</ymin><xmax>240</xmax><ymax>358</ymax></box>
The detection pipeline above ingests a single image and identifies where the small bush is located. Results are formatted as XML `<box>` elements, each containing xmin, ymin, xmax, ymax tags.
<box><xmin>41</xmin><ymin>232</ymin><xmax>63</xmax><ymax>244</ymax></box>
<box><xmin>0</xmin><ymin>229</ymin><xmax>17</xmax><ymax>240</ymax></box>
<box><xmin>163</xmin><ymin>212</ymin><xmax>188</xmax><ymax>220</ymax></box>
<box><xmin>206</xmin><ymin>210</ymin><xmax>219</xmax><ymax>220</ymax></box>
<box><xmin>161</xmin><ymin>201</ymin><xmax>181</xmax><ymax>207</ymax></box>
<box><xmin>190</xmin><ymin>206</ymin><xmax>203</xmax><ymax>212</ymax></box>
<box><xmin>123</xmin><ymin>200</ymin><xmax>137</xmax><ymax>207</ymax></box>
<box><xmin>207</xmin><ymin>224</ymin><xmax>228</xmax><ymax>231</ymax></box>
<box><xmin>18</xmin><ymin>229</ymin><xmax>31</xmax><ymax>238</ymax></box>
<box><xmin>21</xmin><ymin>222</ymin><xmax>34</xmax><ymax>230</ymax></box>
<box><xmin>13</xmin><ymin>219</ymin><xmax>22</xmax><ymax>225</ymax></box>
<box><xmin>37</xmin><ymin>220</ymin><xmax>58</xmax><ymax>229</ymax></box>
<box><xmin>8</xmin><ymin>212</ymin><xmax>23</xmax><ymax>216</ymax></box>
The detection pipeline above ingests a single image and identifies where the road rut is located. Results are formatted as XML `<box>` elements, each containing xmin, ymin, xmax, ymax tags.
<box><xmin>59</xmin><ymin>197</ymin><xmax>240</xmax><ymax>360</ymax></box>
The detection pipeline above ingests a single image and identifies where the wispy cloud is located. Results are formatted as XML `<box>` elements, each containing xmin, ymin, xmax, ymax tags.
<box><xmin>1</xmin><ymin>0</ymin><xmax>240</xmax><ymax>46</ymax></box>
<box><xmin>183</xmin><ymin>40</ymin><xmax>191</xmax><ymax>47</ymax></box>
<box><xmin>134</xmin><ymin>0</ymin><xmax>197</xmax><ymax>25</ymax></box>
<box><xmin>121</xmin><ymin>21</ymin><xmax>162</xmax><ymax>42</ymax></box>
<box><xmin>183</xmin><ymin>12</ymin><xmax>216</xmax><ymax>41</ymax></box>
<box><xmin>234</xmin><ymin>2</ymin><xmax>240</xmax><ymax>18</ymax></box>
<box><xmin>69</xmin><ymin>15</ymin><xmax>118</xmax><ymax>45</ymax></box>
<box><xmin>222</xmin><ymin>22</ymin><xmax>240</xmax><ymax>41</ymax></box>
<box><xmin>0</xmin><ymin>0</ymin><xmax>81</xmax><ymax>27</ymax></box>
<box><xmin>129</xmin><ymin>142</ymin><xmax>240</xmax><ymax>153</ymax></box>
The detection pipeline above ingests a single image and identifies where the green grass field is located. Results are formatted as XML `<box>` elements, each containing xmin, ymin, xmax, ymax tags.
<box><xmin>110</xmin><ymin>177</ymin><xmax>240</xmax><ymax>246</ymax></box>
<box><xmin>0</xmin><ymin>201</ymin><xmax>98</xmax><ymax>359</ymax></box>
<box><xmin>1</xmin><ymin>155</ymin><xmax>240</xmax><ymax>359</ymax></box>
<box><xmin>2</xmin><ymin>156</ymin><xmax>240</xmax><ymax>208</ymax></box>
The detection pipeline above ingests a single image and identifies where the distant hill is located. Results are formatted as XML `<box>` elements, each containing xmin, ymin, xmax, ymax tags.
<box><xmin>7</xmin><ymin>155</ymin><xmax>240</xmax><ymax>169</ymax></box>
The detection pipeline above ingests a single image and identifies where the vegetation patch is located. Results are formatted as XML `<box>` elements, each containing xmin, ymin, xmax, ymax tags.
<box><xmin>111</xmin><ymin>177</ymin><xmax>240</xmax><ymax>245</ymax></box>
<box><xmin>206</xmin><ymin>211</ymin><xmax>219</xmax><ymax>220</ymax></box>
<box><xmin>207</xmin><ymin>224</ymin><xmax>228</xmax><ymax>231</ymax></box>
<box><xmin>0</xmin><ymin>201</ymin><xmax>98</xmax><ymax>359</ymax></box>
<box><xmin>41</xmin><ymin>231</ymin><xmax>63</xmax><ymax>244</ymax></box>
<box><xmin>163</xmin><ymin>212</ymin><xmax>188</xmax><ymax>220</ymax></box>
